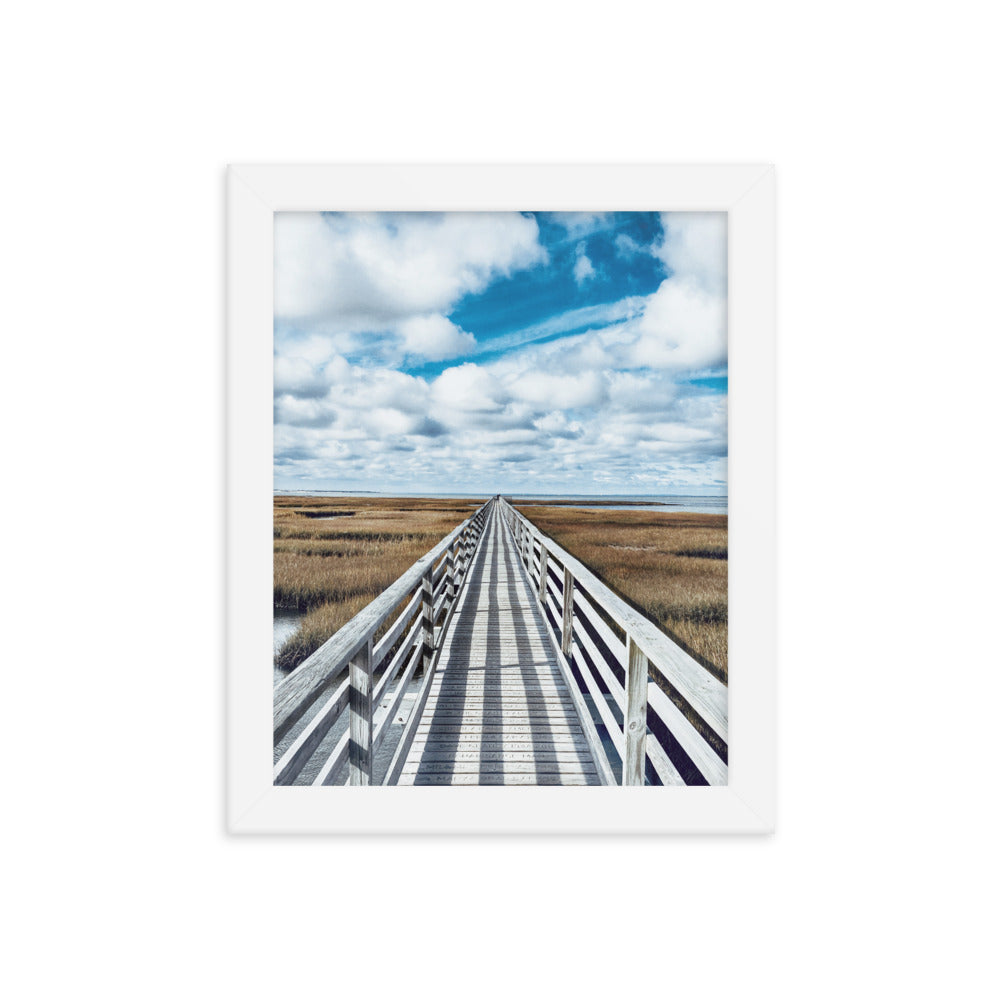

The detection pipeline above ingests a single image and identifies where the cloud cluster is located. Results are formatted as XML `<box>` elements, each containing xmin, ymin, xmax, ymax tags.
<box><xmin>653</xmin><ymin>212</ymin><xmax>727</xmax><ymax>296</ymax></box>
<box><xmin>615</xmin><ymin>211</ymin><xmax>728</xmax><ymax>371</ymax></box>
<box><xmin>274</xmin><ymin>211</ymin><xmax>545</xmax><ymax>363</ymax></box>
<box><xmin>274</xmin><ymin>322</ymin><xmax>726</xmax><ymax>492</ymax></box>
<box><xmin>273</xmin><ymin>212</ymin><xmax>728</xmax><ymax>493</ymax></box>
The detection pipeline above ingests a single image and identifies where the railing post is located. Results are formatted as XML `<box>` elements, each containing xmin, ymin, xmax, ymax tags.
<box><xmin>421</xmin><ymin>566</ymin><xmax>435</xmax><ymax>673</ymax></box>
<box><xmin>561</xmin><ymin>566</ymin><xmax>574</xmax><ymax>658</ymax></box>
<box><xmin>623</xmin><ymin>636</ymin><xmax>649</xmax><ymax>786</ymax></box>
<box><xmin>446</xmin><ymin>546</ymin><xmax>456</xmax><ymax>606</ymax></box>
<box><xmin>348</xmin><ymin>636</ymin><xmax>374</xmax><ymax>785</ymax></box>
<box><xmin>538</xmin><ymin>544</ymin><xmax>548</xmax><ymax>604</ymax></box>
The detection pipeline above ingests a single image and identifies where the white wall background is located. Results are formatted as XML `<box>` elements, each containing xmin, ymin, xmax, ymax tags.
<box><xmin>4</xmin><ymin>3</ymin><xmax>996</xmax><ymax>997</ymax></box>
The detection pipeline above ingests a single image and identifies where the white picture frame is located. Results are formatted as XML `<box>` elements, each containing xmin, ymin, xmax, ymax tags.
<box><xmin>227</xmin><ymin>164</ymin><xmax>775</xmax><ymax>834</ymax></box>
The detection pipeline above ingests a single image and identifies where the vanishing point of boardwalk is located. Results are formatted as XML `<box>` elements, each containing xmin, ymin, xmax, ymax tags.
<box><xmin>273</xmin><ymin>497</ymin><xmax>728</xmax><ymax>787</ymax></box>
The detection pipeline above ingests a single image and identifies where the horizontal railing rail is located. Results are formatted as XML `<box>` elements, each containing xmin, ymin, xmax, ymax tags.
<box><xmin>497</xmin><ymin>497</ymin><xmax>728</xmax><ymax>786</ymax></box>
<box><xmin>273</xmin><ymin>498</ymin><xmax>494</xmax><ymax>786</ymax></box>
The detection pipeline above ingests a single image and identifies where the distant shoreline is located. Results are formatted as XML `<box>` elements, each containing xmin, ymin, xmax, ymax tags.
<box><xmin>273</xmin><ymin>490</ymin><xmax>727</xmax><ymax>501</ymax></box>
<box><xmin>512</xmin><ymin>498</ymin><xmax>666</xmax><ymax>507</ymax></box>
<box><xmin>272</xmin><ymin>491</ymin><xmax>728</xmax><ymax>515</ymax></box>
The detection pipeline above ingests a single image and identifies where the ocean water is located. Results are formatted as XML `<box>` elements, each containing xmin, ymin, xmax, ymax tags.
<box><xmin>506</xmin><ymin>493</ymin><xmax>727</xmax><ymax>514</ymax></box>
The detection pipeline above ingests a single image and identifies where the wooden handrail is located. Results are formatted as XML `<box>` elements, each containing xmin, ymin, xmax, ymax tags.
<box><xmin>273</xmin><ymin>499</ymin><xmax>493</xmax><ymax>784</ymax></box>
<box><xmin>497</xmin><ymin>497</ymin><xmax>728</xmax><ymax>786</ymax></box>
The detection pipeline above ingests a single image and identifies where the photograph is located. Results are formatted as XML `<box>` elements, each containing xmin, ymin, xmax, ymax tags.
<box><xmin>271</xmin><ymin>210</ymin><xmax>729</xmax><ymax>786</ymax></box>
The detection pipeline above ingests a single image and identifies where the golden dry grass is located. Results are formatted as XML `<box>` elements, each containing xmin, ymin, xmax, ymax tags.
<box><xmin>515</xmin><ymin>505</ymin><xmax>728</xmax><ymax>682</ymax></box>
<box><xmin>273</xmin><ymin>496</ymin><xmax>481</xmax><ymax>671</ymax></box>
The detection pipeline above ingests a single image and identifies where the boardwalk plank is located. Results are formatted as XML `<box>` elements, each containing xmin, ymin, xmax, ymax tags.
<box><xmin>402</xmin><ymin>761</ymin><xmax>597</xmax><ymax>775</ymax></box>
<box><xmin>397</xmin><ymin>773</ymin><xmax>600</xmax><ymax>785</ymax></box>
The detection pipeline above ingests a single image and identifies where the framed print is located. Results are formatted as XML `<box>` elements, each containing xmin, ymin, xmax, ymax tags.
<box><xmin>227</xmin><ymin>164</ymin><xmax>775</xmax><ymax>833</ymax></box>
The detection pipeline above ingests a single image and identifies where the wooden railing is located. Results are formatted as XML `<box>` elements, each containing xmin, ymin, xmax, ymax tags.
<box><xmin>497</xmin><ymin>497</ymin><xmax>728</xmax><ymax>786</ymax></box>
<box><xmin>273</xmin><ymin>499</ymin><xmax>493</xmax><ymax>786</ymax></box>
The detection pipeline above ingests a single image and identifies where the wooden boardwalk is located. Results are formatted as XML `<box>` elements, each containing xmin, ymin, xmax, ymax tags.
<box><xmin>398</xmin><ymin>505</ymin><xmax>599</xmax><ymax>785</ymax></box>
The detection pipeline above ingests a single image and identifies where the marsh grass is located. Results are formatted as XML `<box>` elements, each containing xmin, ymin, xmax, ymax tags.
<box><xmin>515</xmin><ymin>505</ymin><xmax>728</xmax><ymax>682</ymax></box>
<box><xmin>273</xmin><ymin>496</ymin><xmax>479</xmax><ymax>671</ymax></box>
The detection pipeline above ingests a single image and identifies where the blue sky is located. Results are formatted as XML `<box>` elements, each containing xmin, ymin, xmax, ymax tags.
<box><xmin>273</xmin><ymin>211</ymin><xmax>727</xmax><ymax>494</ymax></box>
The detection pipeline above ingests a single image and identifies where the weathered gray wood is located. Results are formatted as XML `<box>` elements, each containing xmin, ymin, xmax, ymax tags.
<box><xmin>419</xmin><ymin>720</ymin><xmax>584</xmax><ymax>736</ymax></box>
<box><xmin>550</xmin><ymin>590</ymin><xmax>728</xmax><ymax>785</ymax></box>
<box><xmin>272</xmin><ymin>675</ymin><xmax>349</xmax><ymax>785</ymax></box>
<box><xmin>423</xmin><ymin>696</ymin><xmax>570</xmax><ymax>707</ymax></box>
<box><xmin>379</xmin><ymin>526</ymin><xmax>492</xmax><ymax>787</ymax></box>
<box><xmin>421</xmin><ymin>567</ymin><xmax>435</xmax><ymax>672</ymax></box>
<box><xmin>398</xmin><ymin>507</ymin><xmax>604</xmax><ymax>785</ymax></box>
<box><xmin>410</xmin><ymin>736</ymin><xmax>589</xmax><ymax>748</ymax></box>
<box><xmin>416</xmin><ymin>708</ymin><xmax>581</xmax><ymax>721</ymax></box>
<box><xmin>313</xmin><ymin>728</ymin><xmax>350</xmax><ymax>786</ymax></box>
<box><xmin>504</xmin><ymin>500</ymin><xmax>727</xmax><ymax>745</ymax></box>
<box><xmin>348</xmin><ymin>636</ymin><xmax>374</xmax><ymax>785</ymax></box>
<box><xmin>371</xmin><ymin>615</ymin><xmax>423</xmax><ymax>707</ymax></box>
<box><xmin>273</xmin><ymin>505</ymin><xmax>488</xmax><ymax>742</ymax></box>
<box><xmin>432</xmin><ymin>591</ymin><xmax>447</xmax><ymax>624</ymax></box>
<box><xmin>572</xmin><ymin>590</ymin><xmax>687</xmax><ymax>783</ymax></box>
<box><xmin>371</xmin><ymin>588</ymin><xmax>421</xmax><ymax>667</ymax></box>
<box><xmin>569</xmin><ymin>638</ymin><xmax>625</xmax><ymax>758</ymax></box>
<box><xmin>565</xmin><ymin>577</ymin><xmax>683</xmax><ymax>787</ymax></box>
<box><xmin>646</xmin><ymin>683</ymin><xmax>728</xmax><ymax>785</ymax></box>
<box><xmin>529</xmin><ymin>551</ymin><xmax>541</xmax><ymax>590</ymax></box>
<box><xmin>538</xmin><ymin>545</ymin><xmax>548</xmax><ymax>604</ymax></box>
<box><xmin>446</xmin><ymin>549</ymin><xmax>456</xmax><ymax>604</ymax></box>
<box><xmin>382</xmin><ymin>631</ymin><xmax>441</xmax><ymax>785</ymax></box>
<box><xmin>499</xmin><ymin>529</ymin><xmax>616</xmax><ymax>786</ymax></box>
<box><xmin>573</xmin><ymin>608</ymin><xmax>625</xmax><ymax>704</ymax></box>
<box><xmin>573</xmin><ymin>587</ymin><xmax>626</xmax><ymax>669</ymax></box>
<box><xmin>623</xmin><ymin>636</ymin><xmax>649</xmax><ymax>786</ymax></box>
<box><xmin>561</xmin><ymin>566</ymin><xmax>574</xmax><ymax>657</ymax></box>
<box><xmin>402</xmin><ymin>761</ymin><xmax>597</xmax><ymax>775</ymax></box>
<box><xmin>424</xmin><ymin>695</ymin><xmax>570</xmax><ymax>705</ymax></box>
<box><xmin>429</xmin><ymin>682</ymin><xmax>567</xmax><ymax>692</ymax></box>
<box><xmin>413</xmin><ymin>751</ymin><xmax>595</xmax><ymax>763</ymax></box>
<box><xmin>398</xmin><ymin>773</ymin><xmax>600</xmax><ymax>785</ymax></box>
<box><xmin>645</xmin><ymin>731</ymin><xmax>686</xmax><ymax>786</ymax></box>
<box><xmin>371</xmin><ymin>641</ymin><xmax>423</xmax><ymax>754</ymax></box>
<box><xmin>502</xmin><ymin>498</ymin><xmax>728</xmax><ymax>785</ymax></box>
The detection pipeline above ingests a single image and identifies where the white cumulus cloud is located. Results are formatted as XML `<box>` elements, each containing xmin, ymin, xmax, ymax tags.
<box><xmin>398</xmin><ymin>314</ymin><xmax>476</xmax><ymax>361</ymax></box>
<box><xmin>431</xmin><ymin>363</ymin><xmax>508</xmax><ymax>413</ymax></box>
<box><xmin>274</xmin><ymin>211</ymin><xmax>545</xmax><ymax>330</ymax></box>
<box><xmin>632</xmin><ymin>277</ymin><xmax>727</xmax><ymax>370</ymax></box>
<box><xmin>654</xmin><ymin>212</ymin><xmax>727</xmax><ymax>295</ymax></box>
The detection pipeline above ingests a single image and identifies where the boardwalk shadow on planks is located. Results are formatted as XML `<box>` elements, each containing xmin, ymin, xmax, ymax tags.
<box><xmin>400</xmin><ymin>506</ymin><xmax>600</xmax><ymax>785</ymax></box>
